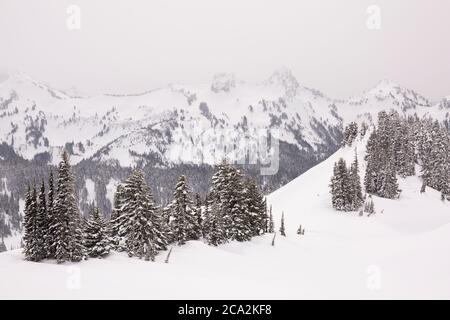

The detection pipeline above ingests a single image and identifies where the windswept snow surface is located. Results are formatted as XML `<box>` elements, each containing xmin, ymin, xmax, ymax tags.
<box><xmin>1</xmin><ymin>137</ymin><xmax>449</xmax><ymax>299</ymax></box>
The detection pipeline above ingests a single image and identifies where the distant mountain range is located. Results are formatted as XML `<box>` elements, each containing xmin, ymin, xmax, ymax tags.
<box><xmin>0</xmin><ymin>68</ymin><xmax>449</xmax><ymax>236</ymax></box>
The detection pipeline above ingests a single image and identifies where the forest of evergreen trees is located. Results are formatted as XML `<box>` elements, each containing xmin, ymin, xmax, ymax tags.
<box><xmin>330</xmin><ymin>111</ymin><xmax>450</xmax><ymax>212</ymax></box>
<box><xmin>22</xmin><ymin>151</ymin><xmax>273</xmax><ymax>262</ymax></box>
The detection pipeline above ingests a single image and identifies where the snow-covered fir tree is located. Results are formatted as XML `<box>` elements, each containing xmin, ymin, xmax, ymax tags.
<box><xmin>363</xmin><ymin>111</ymin><xmax>400</xmax><ymax>199</ymax></box>
<box><xmin>364</xmin><ymin>130</ymin><xmax>379</xmax><ymax>195</ymax></box>
<box><xmin>243</xmin><ymin>177</ymin><xmax>267</xmax><ymax>237</ymax></box>
<box><xmin>426</xmin><ymin>121</ymin><xmax>450</xmax><ymax>196</ymax></box>
<box><xmin>120</xmin><ymin>169</ymin><xmax>168</xmax><ymax>260</ymax></box>
<box><xmin>349</xmin><ymin>151</ymin><xmax>364</xmax><ymax>209</ymax></box>
<box><xmin>83</xmin><ymin>205</ymin><xmax>111</xmax><ymax>258</ymax></box>
<box><xmin>279</xmin><ymin>212</ymin><xmax>286</xmax><ymax>236</ymax></box>
<box><xmin>192</xmin><ymin>193</ymin><xmax>203</xmax><ymax>239</ymax></box>
<box><xmin>45</xmin><ymin>170</ymin><xmax>56</xmax><ymax>259</ymax></box>
<box><xmin>23</xmin><ymin>184</ymin><xmax>40</xmax><ymax>261</ymax></box>
<box><xmin>0</xmin><ymin>237</ymin><xmax>6</xmax><ymax>253</ymax></box>
<box><xmin>363</xmin><ymin>196</ymin><xmax>375</xmax><ymax>215</ymax></box>
<box><xmin>204</xmin><ymin>198</ymin><xmax>227</xmax><ymax>246</ymax></box>
<box><xmin>360</xmin><ymin>121</ymin><xmax>368</xmax><ymax>137</ymax></box>
<box><xmin>343</xmin><ymin>122</ymin><xmax>358</xmax><ymax>146</ymax></box>
<box><xmin>227</xmin><ymin>168</ymin><xmax>252</xmax><ymax>241</ymax></box>
<box><xmin>330</xmin><ymin>158</ymin><xmax>351</xmax><ymax>211</ymax></box>
<box><xmin>167</xmin><ymin>175</ymin><xmax>197</xmax><ymax>245</ymax></box>
<box><xmin>268</xmin><ymin>205</ymin><xmax>274</xmax><ymax>233</ymax></box>
<box><xmin>36</xmin><ymin>180</ymin><xmax>48</xmax><ymax>260</ymax></box>
<box><xmin>52</xmin><ymin>151</ymin><xmax>85</xmax><ymax>263</ymax></box>
<box><xmin>109</xmin><ymin>184</ymin><xmax>125</xmax><ymax>250</ymax></box>
<box><xmin>209</xmin><ymin>160</ymin><xmax>252</xmax><ymax>242</ymax></box>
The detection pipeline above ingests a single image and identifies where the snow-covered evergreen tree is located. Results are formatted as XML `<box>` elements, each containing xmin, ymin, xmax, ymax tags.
<box><xmin>349</xmin><ymin>151</ymin><xmax>364</xmax><ymax>209</ymax></box>
<box><xmin>84</xmin><ymin>206</ymin><xmax>111</xmax><ymax>258</ymax></box>
<box><xmin>167</xmin><ymin>175</ymin><xmax>196</xmax><ymax>245</ymax></box>
<box><xmin>36</xmin><ymin>180</ymin><xmax>47</xmax><ymax>260</ymax></box>
<box><xmin>343</xmin><ymin>122</ymin><xmax>358</xmax><ymax>146</ymax></box>
<box><xmin>120</xmin><ymin>169</ymin><xmax>168</xmax><ymax>259</ymax></box>
<box><xmin>23</xmin><ymin>184</ymin><xmax>40</xmax><ymax>261</ymax></box>
<box><xmin>268</xmin><ymin>205</ymin><xmax>274</xmax><ymax>233</ymax></box>
<box><xmin>363</xmin><ymin>112</ymin><xmax>400</xmax><ymax>199</ymax></box>
<box><xmin>109</xmin><ymin>184</ymin><xmax>125</xmax><ymax>250</ymax></box>
<box><xmin>330</xmin><ymin>158</ymin><xmax>351</xmax><ymax>211</ymax></box>
<box><xmin>209</xmin><ymin>160</ymin><xmax>253</xmax><ymax>242</ymax></box>
<box><xmin>228</xmin><ymin>168</ymin><xmax>252</xmax><ymax>241</ymax></box>
<box><xmin>364</xmin><ymin>130</ymin><xmax>379</xmax><ymax>194</ymax></box>
<box><xmin>0</xmin><ymin>238</ymin><xmax>6</xmax><ymax>252</ymax></box>
<box><xmin>52</xmin><ymin>151</ymin><xmax>85</xmax><ymax>263</ymax></box>
<box><xmin>279</xmin><ymin>212</ymin><xmax>286</xmax><ymax>236</ymax></box>
<box><xmin>204</xmin><ymin>199</ymin><xmax>227</xmax><ymax>246</ymax></box>
<box><xmin>192</xmin><ymin>193</ymin><xmax>203</xmax><ymax>239</ymax></box>
<box><xmin>45</xmin><ymin>170</ymin><xmax>56</xmax><ymax>259</ymax></box>
<box><xmin>243</xmin><ymin>177</ymin><xmax>266</xmax><ymax>237</ymax></box>
<box><xmin>363</xmin><ymin>196</ymin><xmax>375</xmax><ymax>215</ymax></box>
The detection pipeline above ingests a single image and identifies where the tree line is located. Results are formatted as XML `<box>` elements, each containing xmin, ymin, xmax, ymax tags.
<box><xmin>330</xmin><ymin>111</ymin><xmax>450</xmax><ymax>212</ymax></box>
<box><xmin>22</xmin><ymin>152</ymin><xmax>277</xmax><ymax>262</ymax></box>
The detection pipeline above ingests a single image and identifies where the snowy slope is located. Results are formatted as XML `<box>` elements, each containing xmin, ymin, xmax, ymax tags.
<box><xmin>1</xmin><ymin>137</ymin><xmax>449</xmax><ymax>299</ymax></box>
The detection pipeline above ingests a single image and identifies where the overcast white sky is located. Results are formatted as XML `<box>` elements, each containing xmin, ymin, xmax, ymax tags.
<box><xmin>0</xmin><ymin>0</ymin><xmax>449</xmax><ymax>99</ymax></box>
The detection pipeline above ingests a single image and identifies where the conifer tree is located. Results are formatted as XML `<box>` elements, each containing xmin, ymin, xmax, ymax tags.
<box><xmin>349</xmin><ymin>151</ymin><xmax>363</xmax><ymax>209</ymax></box>
<box><xmin>52</xmin><ymin>151</ymin><xmax>85</xmax><ymax>263</ymax></box>
<box><xmin>263</xmin><ymin>200</ymin><xmax>269</xmax><ymax>233</ymax></box>
<box><xmin>268</xmin><ymin>205</ymin><xmax>274</xmax><ymax>233</ymax></box>
<box><xmin>364</xmin><ymin>130</ymin><xmax>379</xmax><ymax>194</ymax></box>
<box><xmin>192</xmin><ymin>193</ymin><xmax>203</xmax><ymax>239</ymax></box>
<box><xmin>330</xmin><ymin>158</ymin><xmax>351</xmax><ymax>211</ymax></box>
<box><xmin>121</xmin><ymin>169</ymin><xmax>168</xmax><ymax>259</ymax></box>
<box><xmin>244</xmin><ymin>177</ymin><xmax>266</xmax><ymax>236</ymax></box>
<box><xmin>45</xmin><ymin>170</ymin><xmax>56</xmax><ymax>258</ymax></box>
<box><xmin>205</xmin><ymin>200</ymin><xmax>227</xmax><ymax>246</ymax></box>
<box><xmin>0</xmin><ymin>237</ymin><xmax>6</xmax><ymax>253</ymax></box>
<box><xmin>36</xmin><ymin>180</ymin><xmax>47</xmax><ymax>260</ymax></box>
<box><xmin>210</xmin><ymin>160</ymin><xmax>233</xmax><ymax>237</ymax></box>
<box><xmin>168</xmin><ymin>175</ymin><xmax>196</xmax><ymax>245</ymax></box>
<box><xmin>84</xmin><ymin>206</ymin><xmax>111</xmax><ymax>258</ymax></box>
<box><xmin>110</xmin><ymin>184</ymin><xmax>125</xmax><ymax>250</ymax></box>
<box><xmin>227</xmin><ymin>166</ymin><xmax>252</xmax><ymax>241</ymax></box>
<box><xmin>209</xmin><ymin>160</ymin><xmax>253</xmax><ymax>242</ymax></box>
<box><xmin>23</xmin><ymin>184</ymin><xmax>39</xmax><ymax>261</ymax></box>
<box><xmin>279</xmin><ymin>212</ymin><xmax>286</xmax><ymax>236</ymax></box>
<box><xmin>343</xmin><ymin>122</ymin><xmax>358</xmax><ymax>146</ymax></box>
<box><xmin>363</xmin><ymin>196</ymin><xmax>375</xmax><ymax>215</ymax></box>
<box><xmin>363</xmin><ymin>112</ymin><xmax>400</xmax><ymax>199</ymax></box>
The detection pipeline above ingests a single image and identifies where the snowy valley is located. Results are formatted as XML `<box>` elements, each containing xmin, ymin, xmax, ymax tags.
<box><xmin>0</xmin><ymin>113</ymin><xmax>449</xmax><ymax>299</ymax></box>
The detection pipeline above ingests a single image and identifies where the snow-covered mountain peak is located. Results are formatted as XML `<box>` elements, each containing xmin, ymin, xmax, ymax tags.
<box><xmin>264</xmin><ymin>67</ymin><xmax>300</xmax><ymax>99</ymax></box>
<box><xmin>370</xmin><ymin>78</ymin><xmax>399</xmax><ymax>91</ymax></box>
<box><xmin>0</xmin><ymin>71</ymin><xmax>72</xmax><ymax>103</ymax></box>
<box><xmin>210</xmin><ymin>73</ymin><xmax>237</xmax><ymax>93</ymax></box>
<box><xmin>365</xmin><ymin>79</ymin><xmax>429</xmax><ymax>106</ymax></box>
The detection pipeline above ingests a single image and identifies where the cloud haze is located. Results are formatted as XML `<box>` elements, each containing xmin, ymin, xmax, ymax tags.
<box><xmin>0</xmin><ymin>0</ymin><xmax>449</xmax><ymax>99</ymax></box>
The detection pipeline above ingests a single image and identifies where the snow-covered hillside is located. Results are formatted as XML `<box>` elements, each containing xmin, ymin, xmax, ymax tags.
<box><xmin>1</xmin><ymin>137</ymin><xmax>448</xmax><ymax>299</ymax></box>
